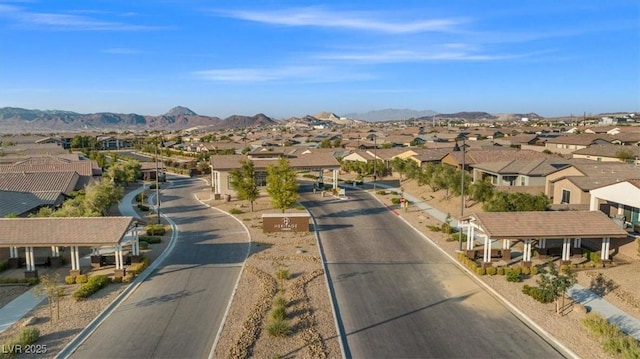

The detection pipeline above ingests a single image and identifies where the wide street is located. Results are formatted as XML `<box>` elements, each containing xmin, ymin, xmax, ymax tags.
<box><xmin>301</xmin><ymin>188</ymin><xmax>567</xmax><ymax>358</ymax></box>
<box><xmin>69</xmin><ymin>178</ymin><xmax>249</xmax><ymax>358</ymax></box>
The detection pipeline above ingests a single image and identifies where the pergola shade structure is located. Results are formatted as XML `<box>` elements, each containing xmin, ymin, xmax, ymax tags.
<box><xmin>461</xmin><ymin>211</ymin><xmax>629</xmax><ymax>266</ymax></box>
<box><xmin>0</xmin><ymin>216</ymin><xmax>140</xmax><ymax>278</ymax></box>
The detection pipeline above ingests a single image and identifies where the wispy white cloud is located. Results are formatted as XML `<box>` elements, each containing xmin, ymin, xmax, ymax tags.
<box><xmin>317</xmin><ymin>48</ymin><xmax>526</xmax><ymax>63</ymax></box>
<box><xmin>214</xmin><ymin>7</ymin><xmax>465</xmax><ymax>34</ymax></box>
<box><xmin>0</xmin><ymin>4</ymin><xmax>165</xmax><ymax>31</ymax></box>
<box><xmin>100</xmin><ymin>48</ymin><xmax>145</xmax><ymax>55</ymax></box>
<box><xmin>192</xmin><ymin>65</ymin><xmax>373</xmax><ymax>83</ymax></box>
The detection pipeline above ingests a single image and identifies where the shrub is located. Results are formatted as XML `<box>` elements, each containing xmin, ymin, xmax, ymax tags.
<box><xmin>18</xmin><ymin>326</ymin><xmax>40</xmax><ymax>345</ymax></box>
<box><xmin>72</xmin><ymin>275</ymin><xmax>109</xmax><ymax>300</ymax></box>
<box><xmin>146</xmin><ymin>224</ymin><xmax>166</xmax><ymax>236</ymax></box>
<box><xmin>0</xmin><ymin>260</ymin><xmax>8</xmax><ymax>272</ymax></box>
<box><xmin>582</xmin><ymin>312</ymin><xmax>640</xmax><ymax>357</ymax></box>
<box><xmin>522</xmin><ymin>285</ymin><xmax>554</xmax><ymax>303</ymax></box>
<box><xmin>497</xmin><ymin>267</ymin><xmax>505</xmax><ymax>275</ymax></box>
<box><xmin>139</xmin><ymin>241</ymin><xmax>149</xmax><ymax>250</ymax></box>
<box><xmin>274</xmin><ymin>294</ymin><xmax>287</xmax><ymax>308</ymax></box>
<box><xmin>486</xmin><ymin>267</ymin><xmax>497</xmax><ymax>276</ymax></box>
<box><xmin>270</xmin><ymin>305</ymin><xmax>286</xmax><ymax>321</ymax></box>
<box><xmin>75</xmin><ymin>274</ymin><xmax>88</xmax><ymax>284</ymax></box>
<box><xmin>506</xmin><ymin>270</ymin><xmax>521</xmax><ymax>283</ymax></box>
<box><xmin>134</xmin><ymin>193</ymin><xmax>146</xmax><ymax>203</ymax></box>
<box><xmin>475</xmin><ymin>267</ymin><xmax>486</xmax><ymax>276</ymax></box>
<box><xmin>426</xmin><ymin>224</ymin><xmax>441</xmax><ymax>232</ymax></box>
<box><xmin>276</xmin><ymin>268</ymin><xmax>291</xmax><ymax>280</ymax></box>
<box><xmin>390</xmin><ymin>197</ymin><xmax>401</xmax><ymax>205</ymax></box>
<box><xmin>521</xmin><ymin>266</ymin><xmax>531</xmax><ymax>276</ymax></box>
<box><xmin>0</xmin><ymin>278</ymin><xmax>38</xmax><ymax>285</ymax></box>
<box><xmin>441</xmin><ymin>223</ymin><xmax>454</xmax><ymax>234</ymax></box>
<box><xmin>376</xmin><ymin>190</ymin><xmax>387</xmax><ymax>195</ymax></box>
<box><xmin>267</xmin><ymin>318</ymin><xmax>291</xmax><ymax>337</ymax></box>
<box><xmin>530</xmin><ymin>266</ymin><xmax>539</xmax><ymax>275</ymax></box>
<box><xmin>450</xmin><ymin>232</ymin><xmax>467</xmax><ymax>242</ymax></box>
<box><xmin>137</xmin><ymin>204</ymin><xmax>150</xmax><ymax>211</ymax></box>
<box><xmin>229</xmin><ymin>208</ymin><xmax>243</xmax><ymax>214</ymax></box>
<box><xmin>139</xmin><ymin>235</ymin><xmax>161</xmax><ymax>244</ymax></box>
<box><xmin>65</xmin><ymin>276</ymin><xmax>76</xmax><ymax>285</ymax></box>
<box><xmin>129</xmin><ymin>257</ymin><xmax>150</xmax><ymax>276</ymax></box>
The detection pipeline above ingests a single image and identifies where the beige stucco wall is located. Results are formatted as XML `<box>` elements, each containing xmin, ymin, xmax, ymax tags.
<box><xmin>552</xmin><ymin>179</ymin><xmax>590</xmax><ymax>205</ymax></box>
<box><xmin>545</xmin><ymin>166</ymin><xmax>584</xmax><ymax>198</ymax></box>
<box><xmin>571</xmin><ymin>154</ymin><xmax>621</xmax><ymax>162</ymax></box>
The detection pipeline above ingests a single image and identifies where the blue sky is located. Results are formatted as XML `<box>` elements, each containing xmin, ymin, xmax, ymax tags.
<box><xmin>0</xmin><ymin>1</ymin><xmax>638</xmax><ymax>119</ymax></box>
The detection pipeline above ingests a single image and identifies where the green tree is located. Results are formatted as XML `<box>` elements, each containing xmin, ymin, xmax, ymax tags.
<box><xmin>483</xmin><ymin>191</ymin><xmax>549</xmax><ymax>212</ymax></box>
<box><xmin>83</xmin><ymin>179</ymin><xmax>125</xmax><ymax>216</ymax></box>
<box><xmin>537</xmin><ymin>262</ymin><xmax>577</xmax><ymax>315</ymax></box>
<box><xmin>320</xmin><ymin>139</ymin><xmax>332</xmax><ymax>148</ymax></box>
<box><xmin>468</xmin><ymin>178</ymin><xmax>495</xmax><ymax>204</ymax></box>
<box><xmin>331</xmin><ymin>139</ymin><xmax>342</xmax><ymax>148</ymax></box>
<box><xmin>266</xmin><ymin>158</ymin><xmax>299</xmax><ymax>213</ymax></box>
<box><xmin>106</xmin><ymin>161</ymin><xmax>140</xmax><ymax>185</ymax></box>
<box><xmin>391</xmin><ymin>157</ymin><xmax>408</xmax><ymax>182</ymax></box>
<box><xmin>230</xmin><ymin>160</ymin><xmax>260</xmax><ymax>212</ymax></box>
<box><xmin>615</xmin><ymin>149</ymin><xmax>635</xmax><ymax>163</ymax></box>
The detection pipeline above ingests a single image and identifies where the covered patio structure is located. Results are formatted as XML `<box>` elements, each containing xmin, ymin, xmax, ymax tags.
<box><xmin>0</xmin><ymin>217</ymin><xmax>142</xmax><ymax>279</ymax></box>
<box><xmin>461</xmin><ymin>211</ymin><xmax>629</xmax><ymax>267</ymax></box>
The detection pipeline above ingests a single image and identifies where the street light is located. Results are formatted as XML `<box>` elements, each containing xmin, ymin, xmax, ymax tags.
<box><xmin>373</xmin><ymin>135</ymin><xmax>377</xmax><ymax>191</ymax></box>
<box><xmin>155</xmin><ymin>137</ymin><xmax>161</xmax><ymax>225</ymax></box>
<box><xmin>453</xmin><ymin>137</ymin><xmax>466</xmax><ymax>251</ymax></box>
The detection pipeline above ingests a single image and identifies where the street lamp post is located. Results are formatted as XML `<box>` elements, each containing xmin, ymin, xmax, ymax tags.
<box><xmin>373</xmin><ymin>135</ymin><xmax>377</xmax><ymax>191</ymax></box>
<box><xmin>155</xmin><ymin>137</ymin><xmax>161</xmax><ymax>225</ymax></box>
<box><xmin>454</xmin><ymin>138</ymin><xmax>466</xmax><ymax>251</ymax></box>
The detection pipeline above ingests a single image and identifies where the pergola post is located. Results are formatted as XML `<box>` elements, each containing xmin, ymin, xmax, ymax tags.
<box><xmin>24</xmin><ymin>246</ymin><xmax>37</xmax><ymax>279</ymax></box>
<box><xmin>131</xmin><ymin>227</ymin><xmax>142</xmax><ymax>264</ymax></box>
<box><xmin>501</xmin><ymin>239</ymin><xmax>511</xmax><ymax>262</ymax></box>
<box><xmin>601</xmin><ymin>237</ymin><xmax>611</xmax><ymax>263</ymax></box>
<box><xmin>561</xmin><ymin>238</ymin><xmax>571</xmax><ymax>265</ymax></box>
<box><xmin>482</xmin><ymin>235</ymin><xmax>492</xmax><ymax>267</ymax></box>
<box><xmin>465</xmin><ymin>222</ymin><xmax>475</xmax><ymax>259</ymax></box>
<box><xmin>332</xmin><ymin>169</ymin><xmax>338</xmax><ymax>189</ymax></box>
<box><xmin>114</xmin><ymin>244</ymin><xmax>126</xmax><ymax>279</ymax></box>
<box><xmin>69</xmin><ymin>246</ymin><xmax>82</xmax><ymax>276</ymax></box>
<box><xmin>522</xmin><ymin>239</ymin><xmax>532</xmax><ymax>267</ymax></box>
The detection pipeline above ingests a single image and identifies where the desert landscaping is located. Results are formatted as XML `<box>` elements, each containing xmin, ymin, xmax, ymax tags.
<box><xmin>0</xmin><ymin>176</ymin><xmax>639</xmax><ymax>358</ymax></box>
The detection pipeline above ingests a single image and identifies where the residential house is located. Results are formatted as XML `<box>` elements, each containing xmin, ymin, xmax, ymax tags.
<box><xmin>572</xmin><ymin>144</ymin><xmax>640</xmax><ymax>163</ymax></box>
<box><xmin>590</xmin><ymin>179</ymin><xmax>640</xmax><ymax>230</ymax></box>
<box><xmin>544</xmin><ymin>134</ymin><xmax>612</xmax><ymax>155</ymax></box>
<box><xmin>545</xmin><ymin>161</ymin><xmax>640</xmax><ymax>209</ymax></box>
<box><xmin>472</xmin><ymin>158</ymin><xmax>570</xmax><ymax>187</ymax></box>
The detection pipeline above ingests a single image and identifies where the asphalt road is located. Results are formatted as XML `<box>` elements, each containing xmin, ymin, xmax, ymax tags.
<box><xmin>70</xmin><ymin>178</ymin><xmax>249</xmax><ymax>359</ymax></box>
<box><xmin>301</xmin><ymin>188</ymin><xmax>566</xmax><ymax>359</ymax></box>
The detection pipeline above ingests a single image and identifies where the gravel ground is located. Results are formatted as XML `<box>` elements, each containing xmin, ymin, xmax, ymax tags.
<box><xmin>0</xmin><ymin>177</ymin><xmax>638</xmax><ymax>359</ymax></box>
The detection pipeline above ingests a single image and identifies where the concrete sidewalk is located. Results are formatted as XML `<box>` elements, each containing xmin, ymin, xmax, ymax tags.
<box><xmin>366</xmin><ymin>182</ymin><xmax>640</xmax><ymax>342</ymax></box>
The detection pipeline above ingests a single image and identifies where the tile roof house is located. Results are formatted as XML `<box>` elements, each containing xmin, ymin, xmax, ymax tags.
<box><xmin>572</xmin><ymin>144</ymin><xmax>640</xmax><ymax>163</ymax></box>
<box><xmin>545</xmin><ymin>161</ymin><xmax>640</xmax><ymax>208</ymax></box>
<box><xmin>590</xmin><ymin>179</ymin><xmax>640</xmax><ymax>230</ymax></box>
<box><xmin>544</xmin><ymin>134</ymin><xmax>612</xmax><ymax>155</ymax></box>
<box><xmin>210</xmin><ymin>147</ymin><xmax>341</xmax><ymax>196</ymax></box>
<box><xmin>472</xmin><ymin>158</ymin><xmax>571</xmax><ymax>187</ymax></box>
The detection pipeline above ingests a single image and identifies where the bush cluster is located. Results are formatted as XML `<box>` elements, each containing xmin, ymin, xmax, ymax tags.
<box><xmin>64</xmin><ymin>276</ymin><xmax>76</xmax><ymax>285</ymax></box>
<box><xmin>0</xmin><ymin>260</ymin><xmax>8</xmax><ymax>272</ymax></box>
<box><xmin>137</xmin><ymin>204</ymin><xmax>150</xmax><ymax>211</ymax></box>
<box><xmin>522</xmin><ymin>284</ymin><xmax>554</xmax><ymax>303</ymax></box>
<box><xmin>229</xmin><ymin>208</ymin><xmax>243</xmax><ymax>214</ymax></box>
<box><xmin>128</xmin><ymin>257</ymin><xmax>150</xmax><ymax>276</ymax></box>
<box><xmin>267</xmin><ymin>294</ymin><xmax>291</xmax><ymax>337</ymax></box>
<box><xmin>582</xmin><ymin>250</ymin><xmax>602</xmax><ymax>263</ymax></box>
<box><xmin>139</xmin><ymin>235</ymin><xmax>162</xmax><ymax>244</ymax></box>
<box><xmin>582</xmin><ymin>312</ymin><xmax>640</xmax><ymax>357</ymax></box>
<box><xmin>376</xmin><ymin>190</ymin><xmax>387</xmax><ymax>195</ymax></box>
<box><xmin>390</xmin><ymin>197</ymin><xmax>401</xmax><ymax>205</ymax></box>
<box><xmin>72</xmin><ymin>275</ymin><xmax>110</xmax><ymax>300</ymax></box>
<box><xmin>145</xmin><ymin>224</ymin><xmax>166</xmax><ymax>236</ymax></box>
<box><xmin>0</xmin><ymin>327</ymin><xmax>40</xmax><ymax>359</ymax></box>
<box><xmin>75</xmin><ymin>274</ymin><xmax>88</xmax><ymax>284</ymax></box>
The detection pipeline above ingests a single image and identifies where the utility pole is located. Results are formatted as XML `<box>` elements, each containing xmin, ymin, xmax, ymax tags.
<box><xmin>373</xmin><ymin>135</ymin><xmax>377</xmax><ymax>191</ymax></box>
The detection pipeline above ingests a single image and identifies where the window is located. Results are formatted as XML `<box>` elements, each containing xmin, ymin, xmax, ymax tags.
<box><xmin>561</xmin><ymin>189</ymin><xmax>571</xmax><ymax>204</ymax></box>
<box><xmin>520</xmin><ymin>176</ymin><xmax>526</xmax><ymax>186</ymax></box>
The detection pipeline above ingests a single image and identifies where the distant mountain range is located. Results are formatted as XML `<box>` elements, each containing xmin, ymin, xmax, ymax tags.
<box><xmin>344</xmin><ymin>108</ymin><xmax>437</xmax><ymax>122</ymax></box>
<box><xmin>0</xmin><ymin>106</ymin><xmax>559</xmax><ymax>134</ymax></box>
<box><xmin>0</xmin><ymin>106</ymin><xmax>280</xmax><ymax>133</ymax></box>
